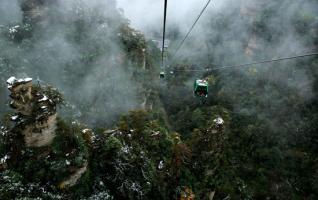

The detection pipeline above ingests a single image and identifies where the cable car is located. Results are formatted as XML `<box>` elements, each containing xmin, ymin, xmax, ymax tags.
<box><xmin>194</xmin><ymin>79</ymin><xmax>208</xmax><ymax>97</ymax></box>
<box><xmin>160</xmin><ymin>71</ymin><xmax>165</xmax><ymax>79</ymax></box>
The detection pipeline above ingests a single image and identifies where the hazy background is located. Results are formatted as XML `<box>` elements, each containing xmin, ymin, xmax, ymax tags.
<box><xmin>117</xmin><ymin>0</ymin><xmax>317</xmax><ymax>133</ymax></box>
<box><xmin>117</xmin><ymin>0</ymin><xmax>216</xmax><ymax>37</ymax></box>
<box><xmin>0</xmin><ymin>0</ymin><xmax>317</xmax><ymax>127</ymax></box>
<box><xmin>117</xmin><ymin>0</ymin><xmax>316</xmax><ymax>95</ymax></box>
<box><xmin>0</xmin><ymin>0</ymin><xmax>141</xmax><ymax>126</ymax></box>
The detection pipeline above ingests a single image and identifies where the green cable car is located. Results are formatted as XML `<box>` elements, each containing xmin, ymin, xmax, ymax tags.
<box><xmin>194</xmin><ymin>79</ymin><xmax>208</xmax><ymax>97</ymax></box>
<box><xmin>160</xmin><ymin>71</ymin><xmax>165</xmax><ymax>79</ymax></box>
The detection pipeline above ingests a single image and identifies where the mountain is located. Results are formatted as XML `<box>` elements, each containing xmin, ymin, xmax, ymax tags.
<box><xmin>0</xmin><ymin>0</ymin><xmax>318</xmax><ymax>199</ymax></box>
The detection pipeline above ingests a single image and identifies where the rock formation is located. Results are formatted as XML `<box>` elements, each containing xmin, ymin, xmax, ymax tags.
<box><xmin>7</xmin><ymin>76</ymin><xmax>57</xmax><ymax>147</ymax></box>
<box><xmin>4</xmin><ymin>77</ymin><xmax>89</xmax><ymax>189</ymax></box>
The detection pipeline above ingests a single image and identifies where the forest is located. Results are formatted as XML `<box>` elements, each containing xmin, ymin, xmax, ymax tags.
<box><xmin>0</xmin><ymin>0</ymin><xmax>317</xmax><ymax>199</ymax></box>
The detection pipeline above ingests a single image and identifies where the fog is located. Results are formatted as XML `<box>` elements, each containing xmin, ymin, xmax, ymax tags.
<box><xmin>0</xmin><ymin>0</ymin><xmax>317</xmax><ymax>128</ymax></box>
<box><xmin>117</xmin><ymin>0</ymin><xmax>318</xmax><ymax>131</ymax></box>
<box><xmin>117</xmin><ymin>0</ymin><xmax>216</xmax><ymax>37</ymax></box>
<box><xmin>0</xmin><ymin>0</ymin><xmax>141</xmax><ymax>126</ymax></box>
<box><xmin>0</xmin><ymin>0</ymin><xmax>22</xmax><ymax>24</ymax></box>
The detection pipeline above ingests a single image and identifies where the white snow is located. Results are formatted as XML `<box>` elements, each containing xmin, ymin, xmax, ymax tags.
<box><xmin>151</xmin><ymin>131</ymin><xmax>160</xmax><ymax>137</ymax></box>
<box><xmin>82</xmin><ymin>129</ymin><xmax>90</xmax><ymax>134</ymax></box>
<box><xmin>38</xmin><ymin>95</ymin><xmax>48</xmax><ymax>102</ymax></box>
<box><xmin>66</xmin><ymin>160</ymin><xmax>71</xmax><ymax>165</ymax></box>
<box><xmin>130</xmin><ymin>182</ymin><xmax>141</xmax><ymax>192</ymax></box>
<box><xmin>17</xmin><ymin>78</ymin><xmax>32</xmax><ymax>83</ymax></box>
<box><xmin>0</xmin><ymin>127</ymin><xmax>5</xmax><ymax>136</ymax></box>
<box><xmin>6</xmin><ymin>76</ymin><xmax>17</xmax><ymax>85</ymax></box>
<box><xmin>121</xmin><ymin>145</ymin><xmax>131</xmax><ymax>154</ymax></box>
<box><xmin>7</xmin><ymin>77</ymin><xmax>32</xmax><ymax>86</ymax></box>
<box><xmin>11</xmin><ymin>115</ymin><xmax>18</xmax><ymax>121</ymax></box>
<box><xmin>158</xmin><ymin>160</ymin><xmax>164</xmax><ymax>169</ymax></box>
<box><xmin>24</xmin><ymin>78</ymin><xmax>32</xmax><ymax>82</ymax></box>
<box><xmin>213</xmin><ymin>117</ymin><xmax>224</xmax><ymax>125</ymax></box>
<box><xmin>0</xmin><ymin>154</ymin><xmax>10</xmax><ymax>164</ymax></box>
<box><xmin>9</xmin><ymin>25</ymin><xmax>20</xmax><ymax>34</ymax></box>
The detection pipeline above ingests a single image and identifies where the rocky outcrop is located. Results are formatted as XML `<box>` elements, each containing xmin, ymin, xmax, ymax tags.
<box><xmin>5</xmin><ymin>77</ymin><xmax>89</xmax><ymax>190</ymax></box>
<box><xmin>7</xmin><ymin>77</ymin><xmax>57</xmax><ymax>147</ymax></box>
<box><xmin>240</xmin><ymin>1</ymin><xmax>265</xmax><ymax>56</ymax></box>
<box><xmin>22</xmin><ymin>113</ymin><xmax>57</xmax><ymax>147</ymax></box>
<box><xmin>59</xmin><ymin>162</ymin><xmax>88</xmax><ymax>188</ymax></box>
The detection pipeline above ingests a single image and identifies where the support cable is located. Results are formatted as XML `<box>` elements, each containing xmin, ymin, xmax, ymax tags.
<box><xmin>169</xmin><ymin>0</ymin><xmax>212</xmax><ymax>66</ymax></box>
<box><xmin>172</xmin><ymin>52</ymin><xmax>318</xmax><ymax>72</ymax></box>
<box><xmin>161</xmin><ymin>0</ymin><xmax>168</xmax><ymax>70</ymax></box>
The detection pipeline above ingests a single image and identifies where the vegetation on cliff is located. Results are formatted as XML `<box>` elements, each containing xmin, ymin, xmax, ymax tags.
<box><xmin>0</xmin><ymin>0</ymin><xmax>317</xmax><ymax>199</ymax></box>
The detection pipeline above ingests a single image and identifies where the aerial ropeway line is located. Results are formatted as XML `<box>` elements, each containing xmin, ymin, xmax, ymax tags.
<box><xmin>159</xmin><ymin>0</ymin><xmax>318</xmax><ymax>98</ymax></box>
<box><xmin>160</xmin><ymin>0</ymin><xmax>168</xmax><ymax>79</ymax></box>
<box><xmin>173</xmin><ymin>52</ymin><xmax>318</xmax><ymax>72</ymax></box>
<box><xmin>169</xmin><ymin>0</ymin><xmax>212</xmax><ymax>66</ymax></box>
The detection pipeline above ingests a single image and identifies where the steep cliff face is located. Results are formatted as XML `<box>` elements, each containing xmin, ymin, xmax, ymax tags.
<box><xmin>0</xmin><ymin>0</ymin><xmax>150</xmax><ymax>127</ymax></box>
<box><xmin>1</xmin><ymin>77</ymin><xmax>90</xmax><ymax>198</ymax></box>
<box><xmin>239</xmin><ymin>1</ymin><xmax>265</xmax><ymax>56</ymax></box>
<box><xmin>7</xmin><ymin>77</ymin><xmax>58</xmax><ymax>147</ymax></box>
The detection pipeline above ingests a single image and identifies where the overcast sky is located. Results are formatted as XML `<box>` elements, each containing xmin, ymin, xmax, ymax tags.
<box><xmin>116</xmin><ymin>0</ymin><xmax>216</xmax><ymax>36</ymax></box>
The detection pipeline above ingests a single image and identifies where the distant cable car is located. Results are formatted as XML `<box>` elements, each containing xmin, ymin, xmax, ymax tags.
<box><xmin>194</xmin><ymin>79</ymin><xmax>208</xmax><ymax>97</ymax></box>
<box><xmin>160</xmin><ymin>71</ymin><xmax>165</xmax><ymax>79</ymax></box>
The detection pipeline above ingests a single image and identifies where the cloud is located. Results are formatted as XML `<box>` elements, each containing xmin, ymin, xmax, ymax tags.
<box><xmin>0</xmin><ymin>0</ymin><xmax>22</xmax><ymax>24</ymax></box>
<box><xmin>117</xmin><ymin>0</ymin><xmax>217</xmax><ymax>37</ymax></box>
<box><xmin>0</xmin><ymin>0</ymin><xmax>316</xmax><ymax>128</ymax></box>
<box><xmin>0</xmin><ymin>0</ymin><xmax>141</xmax><ymax>126</ymax></box>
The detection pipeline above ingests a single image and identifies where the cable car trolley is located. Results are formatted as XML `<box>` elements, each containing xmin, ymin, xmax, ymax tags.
<box><xmin>194</xmin><ymin>79</ymin><xmax>208</xmax><ymax>97</ymax></box>
<box><xmin>160</xmin><ymin>71</ymin><xmax>165</xmax><ymax>79</ymax></box>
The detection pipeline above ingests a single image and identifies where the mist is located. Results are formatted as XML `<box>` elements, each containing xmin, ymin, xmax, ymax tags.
<box><xmin>117</xmin><ymin>0</ymin><xmax>318</xmax><ymax>132</ymax></box>
<box><xmin>0</xmin><ymin>0</ymin><xmax>22</xmax><ymax>24</ymax></box>
<box><xmin>0</xmin><ymin>0</ymin><xmax>317</xmax><ymax>128</ymax></box>
<box><xmin>0</xmin><ymin>1</ymin><xmax>317</xmax><ymax>198</ymax></box>
<box><xmin>117</xmin><ymin>0</ymin><xmax>217</xmax><ymax>37</ymax></box>
<box><xmin>0</xmin><ymin>0</ymin><xmax>142</xmax><ymax>126</ymax></box>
